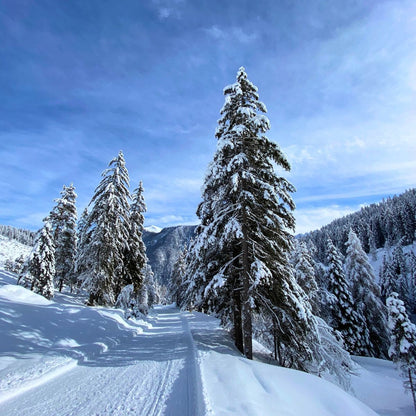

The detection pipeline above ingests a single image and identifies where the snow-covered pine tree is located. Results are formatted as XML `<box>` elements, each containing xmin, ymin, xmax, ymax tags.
<box><xmin>184</xmin><ymin>67</ymin><xmax>318</xmax><ymax>363</ymax></box>
<box><xmin>345</xmin><ymin>229</ymin><xmax>389</xmax><ymax>357</ymax></box>
<box><xmin>78</xmin><ymin>151</ymin><xmax>131</xmax><ymax>306</ymax></box>
<box><xmin>326</xmin><ymin>237</ymin><xmax>367</xmax><ymax>354</ymax></box>
<box><xmin>386</xmin><ymin>292</ymin><xmax>416</xmax><ymax>412</ymax></box>
<box><xmin>14</xmin><ymin>254</ymin><xmax>26</xmax><ymax>274</ymax></box>
<box><xmin>28</xmin><ymin>220</ymin><xmax>55</xmax><ymax>300</ymax></box>
<box><xmin>116</xmin><ymin>182</ymin><xmax>155</xmax><ymax>317</ymax></box>
<box><xmin>118</xmin><ymin>264</ymin><xmax>158</xmax><ymax>318</ymax></box>
<box><xmin>74</xmin><ymin>208</ymin><xmax>89</xmax><ymax>281</ymax></box>
<box><xmin>50</xmin><ymin>184</ymin><xmax>78</xmax><ymax>292</ymax></box>
<box><xmin>390</xmin><ymin>243</ymin><xmax>410</xmax><ymax>307</ymax></box>
<box><xmin>292</xmin><ymin>241</ymin><xmax>320</xmax><ymax>314</ymax></box>
<box><xmin>380</xmin><ymin>253</ymin><xmax>396</xmax><ymax>301</ymax></box>
<box><xmin>169</xmin><ymin>245</ymin><xmax>188</xmax><ymax>306</ymax></box>
<box><xmin>143</xmin><ymin>264</ymin><xmax>158</xmax><ymax>309</ymax></box>
<box><xmin>123</xmin><ymin>182</ymin><xmax>147</xmax><ymax>296</ymax></box>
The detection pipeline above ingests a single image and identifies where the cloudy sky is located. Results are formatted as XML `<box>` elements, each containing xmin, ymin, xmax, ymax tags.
<box><xmin>1</xmin><ymin>0</ymin><xmax>415</xmax><ymax>234</ymax></box>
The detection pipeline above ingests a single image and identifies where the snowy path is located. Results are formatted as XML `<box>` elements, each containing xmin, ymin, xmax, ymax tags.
<box><xmin>1</xmin><ymin>269</ymin><xmax>411</xmax><ymax>416</ymax></box>
<box><xmin>0</xmin><ymin>304</ymin><xmax>205</xmax><ymax>416</ymax></box>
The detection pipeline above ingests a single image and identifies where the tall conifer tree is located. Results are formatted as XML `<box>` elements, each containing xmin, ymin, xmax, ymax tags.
<box><xmin>50</xmin><ymin>184</ymin><xmax>78</xmax><ymax>291</ymax></box>
<box><xmin>345</xmin><ymin>229</ymin><xmax>389</xmax><ymax>357</ymax></box>
<box><xmin>292</xmin><ymin>241</ymin><xmax>320</xmax><ymax>314</ymax></box>
<box><xmin>29</xmin><ymin>220</ymin><xmax>55</xmax><ymax>300</ymax></box>
<box><xmin>124</xmin><ymin>182</ymin><xmax>148</xmax><ymax>296</ymax></box>
<box><xmin>387</xmin><ymin>292</ymin><xmax>416</xmax><ymax>412</ymax></box>
<box><xmin>78</xmin><ymin>151</ymin><xmax>131</xmax><ymax>306</ymax></box>
<box><xmin>184</xmin><ymin>67</ymin><xmax>316</xmax><ymax>362</ymax></box>
<box><xmin>326</xmin><ymin>237</ymin><xmax>367</xmax><ymax>354</ymax></box>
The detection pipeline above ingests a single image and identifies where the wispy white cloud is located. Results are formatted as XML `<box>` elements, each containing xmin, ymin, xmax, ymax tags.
<box><xmin>295</xmin><ymin>205</ymin><xmax>357</xmax><ymax>234</ymax></box>
<box><xmin>204</xmin><ymin>25</ymin><xmax>258</xmax><ymax>44</ymax></box>
<box><xmin>152</xmin><ymin>0</ymin><xmax>185</xmax><ymax>20</ymax></box>
<box><xmin>14</xmin><ymin>213</ymin><xmax>46</xmax><ymax>229</ymax></box>
<box><xmin>2</xmin><ymin>0</ymin><xmax>415</xmax><ymax>233</ymax></box>
<box><xmin>158</xmin><ymin>8</ymin><xmax>172</xmax><ymax>19</ymax></box>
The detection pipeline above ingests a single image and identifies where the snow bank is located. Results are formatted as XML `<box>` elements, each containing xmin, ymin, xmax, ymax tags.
<box><xmin>200</xmin><ymin>351</ymin><xmax>377</xmax><ymax>416</ymax></box>
<box><xmin>0</xmin><ymin>355</ymin><xmax>77</xmax><ymax>405</ymax></box>
<box><xmin>0</xmin><ymin>270</ymin><xmax>151</xmax><ymax>406</ymax></box>
<box><xmin>0</xmin><ymin>284</ymin><xmax>52</xmax><ymax>305</ymax></box>
<box><xmin>188</xmin><ymin>311</ymin><xmax>372</xmax><ymax>416</ymax></box>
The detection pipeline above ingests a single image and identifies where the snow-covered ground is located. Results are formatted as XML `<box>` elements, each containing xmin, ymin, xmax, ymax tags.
<box><xmin>0</xmin><ymin>269</ymin><xmax>413</xmax><ymax>416</ymax></box>
<box><xmin>0</xmin><ymin>235</ymin><xmax>32</xmax><ymax>268</ymax></box>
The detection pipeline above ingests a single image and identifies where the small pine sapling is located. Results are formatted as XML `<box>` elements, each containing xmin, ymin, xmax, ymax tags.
<box><xmin>387</xmin><ymin>292</ymin><xmax>416</xmax><ymax>413</ymax></box>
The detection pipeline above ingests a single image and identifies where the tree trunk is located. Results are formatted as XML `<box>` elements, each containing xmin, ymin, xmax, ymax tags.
<box><xmin>242</xmin><ymin>292</ymin><xmax>253</xmax><ymax>359</ymax></box>
<box><xmin>408</xmin><ymin>367</ymin><xmax>416</xmax><ymax>415</ymax></box>
<box><xmin>273</xmin><ymin>319</ymin><xmax>278</xmax><ymax>361</ymax></box>
<box><xmin>233</xmin><ymin>285</ymin><xmax>244</xmax><ymax>354</ymax></box>
<box><xmin>241</xmin><ymin>208</ymin><xmax>253</xmax><ymax>360</ymax></box>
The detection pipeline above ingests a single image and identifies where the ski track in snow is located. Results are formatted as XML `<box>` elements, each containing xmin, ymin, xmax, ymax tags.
<box><xmin>0</xmin><ymin>304</ymin><xmax>206</xmax><ymax>416</ymax></box>
<box><xmin>1</xmin><ymin>266</ymin><xmax>411</xmax><ymax>416</ymax></box>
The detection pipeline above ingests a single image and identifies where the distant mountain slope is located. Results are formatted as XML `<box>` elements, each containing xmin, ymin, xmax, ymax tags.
<box><xmin>0</xmin><ymin>222</ymin><xmax>196</xmax><ymax>286</ymax></box>
<box><xmin>143</xmin><ymin>225</ymin><xmax>196</xmax><ymax>285</ymax></box>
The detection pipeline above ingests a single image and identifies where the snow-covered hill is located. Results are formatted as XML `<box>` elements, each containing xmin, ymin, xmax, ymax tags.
<box><xmin>0</xmin><ymin>235</ymin><xmax>32</xmax><ymax>268</ymax></box>
<box><xmin>368</xmin><ymin>242</ymin><xmax>416</xmax><ymax>284</ymax></box>
<box><xmin>0</xmin><ymin>270</ymin><xmax>412</xmax><ymax>415</ymax></box>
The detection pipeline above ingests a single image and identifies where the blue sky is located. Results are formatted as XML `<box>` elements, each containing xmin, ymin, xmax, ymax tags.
<box><xmin>1</xmin><ymin>0</ymin><xmax>415</xmax><ymax>234</ymax></box>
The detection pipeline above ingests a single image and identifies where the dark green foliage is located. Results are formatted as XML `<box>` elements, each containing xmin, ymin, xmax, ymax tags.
<box><xmin>77</xmin><ymin>151</ymin><xmax>131</xmax><ymax>306</ymax></box>
<box><xmin>124</xmin><ymin>182</ymin><xmax>147</xmax><ymax>294</ymax></box>
<box><xmin>326</xmin><ymin>237</ymin><xmax>367</xmax><ymax>354</ymax></box>
<box><xmin>183</xmin><ymin>68</ymin><xmax>320</xmax><ymax>366</ymax></box>
<box><xmin>50</xmin><ymin>184</ymin><xmax>78</xmax><ymax>292</ymax></box>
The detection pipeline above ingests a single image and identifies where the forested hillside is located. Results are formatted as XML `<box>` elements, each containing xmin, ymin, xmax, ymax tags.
<box><xmin>300</xmin><ymin>188</ymin><xmax>416</xmax><ymax>262</ymax></box>
<box><xmin>0</xmin><ymin>225</ymin><xmax>36</xmax><ymax>246</ymax></box>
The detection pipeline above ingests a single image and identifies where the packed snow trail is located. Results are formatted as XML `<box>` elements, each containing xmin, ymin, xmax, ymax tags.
<box><xmin>1</xmin><ymin>270</ymin><xmax>411</xmax><ymax>415</ymax></box>
<box><xmin>0</xmin><ymin>301</ymin><xmax>205</xmax><ymax>416</ymax></box>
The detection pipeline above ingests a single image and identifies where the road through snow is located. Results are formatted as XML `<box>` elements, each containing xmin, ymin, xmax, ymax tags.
<box><xmin>0</xmin><ymin>305</ymin><xmax>205</xmax><ymax>416</ymax></box>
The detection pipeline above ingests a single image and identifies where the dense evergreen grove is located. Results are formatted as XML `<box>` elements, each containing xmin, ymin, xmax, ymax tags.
<box><xmin>0</xmin><ymin>224</ymin><xmax>36</xmax><ymax>245</ymax></box>
<box><xmin>299</xmin><ymin>189</ymin><xmax>416</xmax><ymax>315</ymax></box>
<box><xmin>301</xmin><ymin>189</ymin><xmax>416</xmax><ymax>262</ymax></box>
<box><xmin>12</xmin><ymin>151</ymin><xmax>156</xmax><ymax>317</ymax></box>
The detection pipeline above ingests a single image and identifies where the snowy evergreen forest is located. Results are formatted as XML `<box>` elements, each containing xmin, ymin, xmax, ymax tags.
<box><xmin>300</xmin><ymin>188</ymin><xmax>416</xmax><ymax>260</ymax></box>
<box><xmin>0</xmin><ymin>225</ymin><xmax>36</xmax><ymax>246</ymax></box>
<box><xmin>2</xmin><ymin>68</ymin><xmax>416</xmax><ymax>410</ymax></box>
<box><xmin>7</xmin><ymin>152</ymin><xmax>160</xmax><ymax>319</ymax></box>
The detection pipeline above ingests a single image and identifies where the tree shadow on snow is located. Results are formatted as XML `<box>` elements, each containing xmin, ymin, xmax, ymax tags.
<box><xmin>0</xmin><ymin>299</ymin><xmax>190</xmax><ymax>367</ymax></box>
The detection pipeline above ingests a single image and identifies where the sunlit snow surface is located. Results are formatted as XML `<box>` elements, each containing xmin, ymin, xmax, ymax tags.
<box><xmin>0</xmin><ymin>235</ymin><xmax>32</xmax><ymax>268</ymax></box>
<box><xmin>0</xmin><ymin>268</ymin><xmax>412</xmax><ymax>415</ymax></box>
